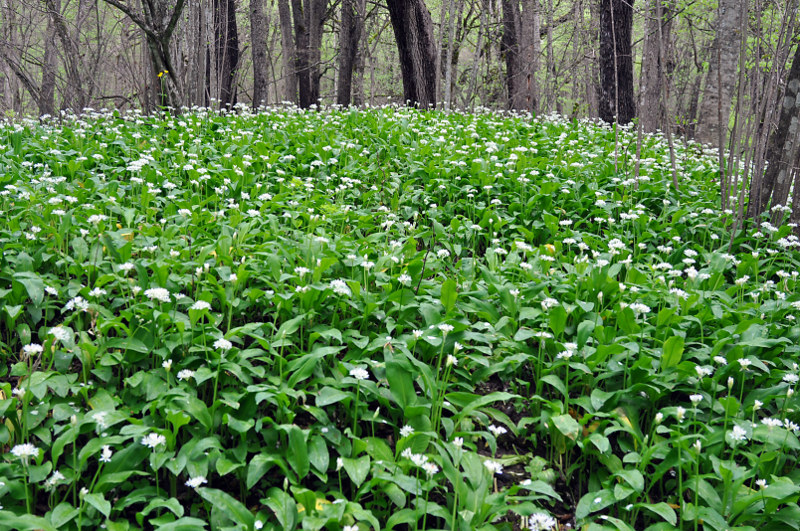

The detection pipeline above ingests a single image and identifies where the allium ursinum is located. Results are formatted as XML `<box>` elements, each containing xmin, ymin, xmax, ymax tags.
<box><xmin>541</xmin><ymin>297</ymin><xmax>558</xmax><ymax>311</ymax></box>
<box><xmin>144</xmin><ymin>287</ymin><xmax>170</xmax><ymax>303</ymax></box>
<box><xmin>330</xmin><ymin>279</ymin><xmax>352</xmax><ymax>296</ymax></box>
<box><xmin>400</xmin><ymin>425</ymin><xmax>414</xmax><ymax>438</ymax></box>
<box><xmin>524</xmin><ymin>513</ymin><xmax>558</xmax><ymax>531</ymax></box>
<box><xmin>10</xmin><ymin>443</ymin><xmax>39</xmax><ymax>462</ymax></box>
<box><xmin>177</xmin><ymin>369</ymin><xmax>195</xmax><ymax>381</ymax></box>
<box><xmin>689</xmin><ymin>394</ymin><xmax>703</xmax><ymax>405</ymax></box>
<box><xmin>185</xmin><ymin>476</ymin><xmax>208</xmax><ymax>489</ymax></box>
<box><xmin>44</xmin><ymin>471</ymin><xmax>65</xmax><ymax>490</ymax></box>
<box><xmin>22</xmin><ymin>344</ymin><xmax>43</xmax><ymax>357</ymax></box>
<box><xmin>64</xmin><ymin>296</ymin><xmax>89</xmax><ymax>312</ymax></box>
<box><xmin>190</xmin><ymin>300</ymin><xmax>211</xmax><ymax>311</ymax></box>
<box><xmin>49</xmin><ymin>326</ymin><xmax>72</xmax><ymax>342</ymax></box>
<box><xmin>484</xmin><ymin>460</ymin><xmax>503</xmax><ymax>475</ymax></box>
<box><xmin>349</xmin><ymin>367</ymin><xmax>369</xmax><ymax>380</ymax></box>
<box><xmin>162</xmin><ymin>359</ymin><xmax>172</xmax><ymax>371</ymax></box>
<box><xmin>728</xmin><ymin>424</ymin><xmax>748</xmax><ymax>445</ymax></box>
<box><xmin>141</xmin><ymin>432</ymin><xmax>166</xmax><ymax>449</ymax></box>
<box><xmin>99</xmin><ymin>445</ymin><xmax>113</xmax><ymax>463</ymax></box>
<box><xmin>488</xmin><ymin>425</ymin><xmax>508</xmax><ymax>437</ymax></box>
<box><xmin>214</xmin><ymin>338</ymin><xmax>233</xmax><ymax>351</ymax></box>
<box><xmin>398</xmin><ymin>273</ymin><xmax>412</xmax><ymax>286</ymax></box>
<box><xmin>437</xmin><ymin>323</ymin><xmax>454</xmax><ymax>335</ymax></box>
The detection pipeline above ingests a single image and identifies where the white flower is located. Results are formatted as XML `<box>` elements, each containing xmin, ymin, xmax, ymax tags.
<box><xmin>437</xmin><ymin>323</ymin><xmax>454</xmax><ymax>334</ymax></box>
<box><xmin>214</xmin><ymin>338</ymin><xmax>233</xmax><ymax>351</ymax></box>
<box><xmin>728</xmin><ymin>425</ymin><xmax>748</xmax><ymax>444</ymax></box>
<box><xmin>343</xmin><ymin>525</ymin><xmax>358</xmax><ymax>531</ymax></box>
<box><xmin>488</xmin><ymin>425</ymin><xmax>508</xmax><ymax>437</ymax></box>
<box><xmin>99</xmin><ymin>445</ymin><xmax>113</xmax><ymax>463</ymax></box>
<box><xmin>349</xmin><ymin>368</ymin><xmax>369</xmax><ymax>380</ymax></box>
<box><xmin>689</xmin><ymin>394</ymin><xmax>703</xmax><ymax>405</ymax></box>
<box><xmin>64</xmin><ymin>296</ymin><xmax>89</xmax><ymax>312</ymax></box>
<box><xmin>11</xmin><ymin>443</ymin><xmax>39</xmax><ymax>461</ymax></box>
<box><xmin>177</xmin><ymin>369</ymin><xmax>195</xmax><ymax>381</ymax></box>
<box><xmin>676</xmin><ymin>407</ymin><xmax>686</xmax><ymax>422</ymax></box>
<box><xmin>629</xmin><ymin>302</ymin><xmax>651</xmax><ymax>315</ymax></box>
<box><xmin>191</xmin><ymin>300</ymin><xmax>211</xmax><ymax>311</ymax></box>
<box><xmin>141</xmin><ymin>433</ymin><xmax>166</xmax><ymax>449</ymax></box>
<box><xmin>412</xmin><ymin>329</ymin><xmax>423</xmax><ymax>339</ymax></box>
<box><xmin>422</xmin><ymin>462</ymin><xmax>440</xmax><ymax>476</ymax></box>
<box><xmin>452</xmin><ymin>437</ymin><xmax>464</xmax><ymax>447</ymax></box>
<box><xmin>49</xmin><ymin>326</ymin><xmax>72</xmax><ymax>342</ymax></box>
<box><xmin>400</xmin><ymin>425</ymin><xmax>414</xmax><ymax>438</ymax></box>
<box><xmin>526</xmin><ymin>512</ymin><xmax>558</xmax><ymax>531</ymax></box>
<box><xmin>22</xmin><ymin>344</ymin><xmax>43</xmax><ymax>356</ymax></box>
<box><xmin>44</xmin><ymin>471</ymin><xmax>65</xmax><ymax>489</ymax></box>
<box><xmin>398</xmin><ymin>273</ymin><xmax>412</xmax><ymax>285</ymax></box>
<box><xmin>144</xmin><ymin>287</ymin><xmax>170</xmax><ymax>303</ymax></box>
<box><xmin>446</xmin><ymin>354</ymin><xmax>458</xmax><ymax>367</ymax></box>
<box><xmin>756</xmin><ymin>479</ymin><xmax>768</xmax><ymax>489</ymax></box>
<box><xmin>541</xmin><ymin>298</ymin><xmax>559</xmax><ymax>311</ymax></box>
<box><xmin>330</xmin><ymin>279</ymin><xmax>352</xmax><ymax>296</ymax></box>
<box><xmin>484</xmin><ymin>460</ymin><xmax>503</xmax><ymax>475</ymax></box>
<box><xmin>254</xmin><ymin>521</ymin><xmax>264</xmax><ymax>530</ymax></box>
<box><xmin>185</xmin><ymin>476</ymin><xmax>208</xmax><ymax>489</ymax></box>
<box><xmin>783</xmin><ymin>373</ymin><xmax>799</xmax><ymax>384</ymax></box>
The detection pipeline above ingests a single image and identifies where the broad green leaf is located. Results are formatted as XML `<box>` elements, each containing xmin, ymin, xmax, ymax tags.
<box><xmin>341</xmin><ymin>455</ymin><xmax>370</xmax><ymax>488</ymax></box>
<box><xmin>440</xmin><ymin>278</ymin><xmax>458</xmax><ymax>314</ymax></box>
<box><xmin>551</xmin><ymin>414</ymin><xmax>581</xmax><ymax>441</ymax></box>
<box><xmin>197</xmin><ymin>488</ymin><xmax>254</xmax><ymax>528</ymax></box>
<box><xmin>661</xmin><ymin>336</ymin><xmax>684</xmax><ymax>369</ymax></box>
<box><xmin>386</xmin><ymin>361</ymin><xmax>417</xmax><ymax>411</ymax></box>
<box><xmin>287</xmin><ymin>426</ymin><xmax>309</xmax><ymax>480</ymax></box>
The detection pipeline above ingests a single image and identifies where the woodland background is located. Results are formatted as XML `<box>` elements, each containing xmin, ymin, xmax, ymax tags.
<box><xmin>0</xmin><ymin>0</ymin><xmax>799</xmax><ymax>225</ymax></box>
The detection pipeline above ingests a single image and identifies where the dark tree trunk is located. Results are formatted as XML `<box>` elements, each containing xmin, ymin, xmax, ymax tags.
<box><xmin>291</xmin><ymin>0</ymin><xmax>312</xmax><ymax>107</ymax></box>
<box><xmin>215</xmin><ymin>0</ymin><xmax>240</xmax><ymax>108</ymax></box>
<box><xmin>337</xmin><ymin>0</ymin><xmax>365</xmax><ymax>106</ymax></box>
<box><xmin>251</xmin><ymin>0</ymin><xmax>268</xmax><ymax>107</ymax></box>
<box><xmin>598</xmin><ymin>0</ymin><xmax>636</xmax><ymax>124</ymax></box>
<box><xmin>40</xmin><ymin>0</ymin><xmax>58</xmax><ymax>116</ymax></box>
<box><xmin>386</xmin><ymin>0</ymin><xmax>438</xmax><ymax>109</ymax></box>
<box><xmin>501</xmin><ymin>0</ymin><xmax>522</xmax><ymax>110</ymax></box>
<box><xmin>501</xmin><ymin>0</ymin><xmax>537</xmax><ymax>112</ymax></box>
<box><xmin>750</xmin><ymin>42</ymin><xmax>800</xmax><ymax>218</ymax></box>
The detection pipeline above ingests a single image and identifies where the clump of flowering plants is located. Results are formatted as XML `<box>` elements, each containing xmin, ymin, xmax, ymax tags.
<box><xmin>0</xmin><ymin>104</ymin><xmax>798</xmax><ymax>530</ymax></box>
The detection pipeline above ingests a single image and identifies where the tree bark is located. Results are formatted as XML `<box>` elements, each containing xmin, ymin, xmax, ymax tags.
<box><xmin>695</xmin><ymin>0</ymin><xmax>743</xmax><ymax>148</ymax></box>
<box><xmin>337</xmin><ymin>0</ymin><xmax>366</xmax><ymax>106</ymax></box>
<box><xmin>215</xmin><ymin>0</ymin><xmax>240</xmax><ymax>108</ymax></box>
<box><xmin>640</xmin><ymin>0</ymin><xmax>673</xmax><ymax>132</ymax></box>
<box><xmin>753</xmin><ymin>42</ymin><xmax>800</xmax><ymax>218</ymax></box>
<box><xmin>386</xmin><ymin>0</ymin><xmax>438</xmax><ymax>109</ymax></box>
<box><xmin>277</xmin><ymin>0</ymin><xmax>297</xmax><ymax>103</ymax></box>
<box><xmin>40</xmin><ymin>0</ymin><xmax>58</xmax><ymax>116</ymax></box>
<box><xmin>251</xmin><ymin>0</ymin><xmax>268</xmax><ymax>106</ymax></box>
<box><xmin>598</xmin><ymin>0</ymin><xmax>636</xmax><ymax>124</ymax></box>
<box><xmin>502</xmin><ymin>0</ymin><xmax>536</xmax><ymax>112</ymax></box>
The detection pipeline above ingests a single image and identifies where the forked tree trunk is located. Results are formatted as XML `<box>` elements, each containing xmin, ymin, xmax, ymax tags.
<box><xmin>386</xmin><ymin>0</ymin><xmax>438</xmax><ymax>109</ymax></box>
<box><xmin>598</xmin><ymin>0</ymin><xmax>636</xmax><ymax>124</ymax></box>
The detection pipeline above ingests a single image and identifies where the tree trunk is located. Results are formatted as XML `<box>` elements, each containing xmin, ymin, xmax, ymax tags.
<box><xmin>386</xmin><ymin>0</ymin><xmax>438</xmax><ymax>109</ymax></box>
<box><xmin>598</xmin><ymin>0</ymin><xmax>636</xmax><ymax>124</ymax></box>
<box><xmin>277</xmin><ymin>0</ymin><xmax>297</xmax><ymax>103</ymax></box>
<box><xmin>215</xmin><ymin>0</ymin><xmax>240</xmax><ymax>108</ymax></box>
<box><xmin>251</xmin><ymin>0</ymin><xmax>268</xmax><ymax>106</ymax></box>
<box><xmin>752</xmin><ymin>42</ymin><xmax>800</xmax><ymax>218</ymax></box>
<box><xmin>501</xmin><ymin>0</ymin><xmax>523</xmax><ymax>110</ymax></box>
<box><xmin>40</xmin><ymin>0</ymin><xmax>58</xmax><ymax>116</ymax></box>
<box><xmin>443</xmin><ymin>0</ymin><xmax>458</xmax><ymax>110</ymax></box>
<box><xmin>44</xmin><ymin>0</ymin><xmax>88</xmax><ymax>111</ymax></box>
<box><xmin>640</xmin><ymin>0</ymin><xmax>673</xmax><ymax>132</ymax></box>
<box><xmin>695</xmin><ymin>0</ymin><xmax>743</xmax><ymax>148</ymax></box>
<box><xmin>337</xmin><ymin>0</ymin><xmax>366</xmax><ymax>106</ymax></box>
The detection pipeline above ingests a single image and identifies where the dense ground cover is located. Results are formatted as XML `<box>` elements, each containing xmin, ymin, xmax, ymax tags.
<box><xmin>0</xmin><ymin>106</ymin><xmax>799</xmax><ymax>531</ymax></box>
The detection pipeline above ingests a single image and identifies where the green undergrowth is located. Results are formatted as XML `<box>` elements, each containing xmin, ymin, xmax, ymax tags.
<box><xmin>0</xmin><ymin>106</ymin><xmax>799</xmax><ymax>531</ymax></box>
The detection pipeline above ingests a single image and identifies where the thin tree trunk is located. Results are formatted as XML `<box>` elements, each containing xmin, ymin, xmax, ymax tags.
<box><xmin>40</xmin><ymin>0</ymin><xmax>58</xmax><ymax>115</ymax></box>
<box><xmin>215</xmin><ymin>0</ymin><xmax>240</xmax><ymax>108</ymax></box>
<box><xmin>277</xmin><ymin>0</ymin><xmax>297</xmax><ymax>102</ymax></box>
<box><xmin>251</xmin><ymin>0</ymin><xmax>269</xmax><ymax>106</ymax></box>
<box><xmin>443</xmin><ymin>0</ymin><xmax>459</xmax><ymax>110</ymax></box>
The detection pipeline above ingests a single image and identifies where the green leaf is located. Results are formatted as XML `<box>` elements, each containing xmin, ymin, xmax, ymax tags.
<box><xmin>13</xmin><ymin>272</ymin><xmax>44</xmax><ymax>306</ymax></box>
<box><xmin>49</xmin><ymin>502</ymin><xmax>80</xmax><ymax>527</ymax></box>
<box><xmin>551</xmin><ymin>414</ymin><xmax>581</xmax><ymax>441</ymax></box>
<box><xmin>341</xmin><ymin>455</ymin><xmax>370</xmax><ymax>488</ymax></box>
<box><xmin>315</xmin><ymin>386</ymin><xmax>350</xmax><ymax>407</ymax></box>
<box><xmin>247</xmin><ymin>453</ymin><xmax>279</xmax><ymax>489</ymax></box>
<box><xmin>616</xmin><ymin>469</ymin><xmax>644</xmax><ymax>493</ymax></box>
<box><xmin>153</xmin><ymin>517</ymin><xmax>209</xmax><ymax>530</ymax></box>
<box><xmin>197</xmin><ymin>487</ymin><xmax>254</xmax><ymax>528</ymax></box>
<box><xmin>638</xmin><ymin>502</ymin><xmax>677</xmax><ymax>525</ymax></box>
<box><xmin>386</xmin><ymin>361</ymin><xmax>417</xmax><ymax>411</ymax></box>
<box><xmin>549</xmin><ymin>305</ymin><xmax>568</xmax><ymax>337</ymax></box>
<box><xmin>308</xmin><ymin>435</ymin><xmax>330</xmax><ymax>474</ymax></box>
<box><xmin>84</xmin><ymin>493</ymin><xmax>111</xmax><ymax>517</ymax></box>
<box><xmin>0</xmin><ymin>511</ymin><xmax>59</xmax><ymax>531</ymax></box>
<box><xmin>661</xmin><ymin>336</ymin><xmax>684</xmax><ymax>369</ymax></box>
<box><xmin>287</xmin><ymin>426</ymin><xmax>309</xmax><ymax>480</ymax></box>
<box><xmin>577</xmin><ymin>320</ymin><xmax>595</xmax><ymax>347</ymax></box>
<box><xmin>440</xmin><ymin>278</ymin><xmax>458</xmax><ymax>314</ymax></box>
<box><xmin>263</xmin><ymin>488</ymin><xmax>298</xmax><ymax>530</ymax></box>
<box><xmin>575</xmin><ymin>489</ymin><xmax>615</xmax><ymax>520</ymax></box>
